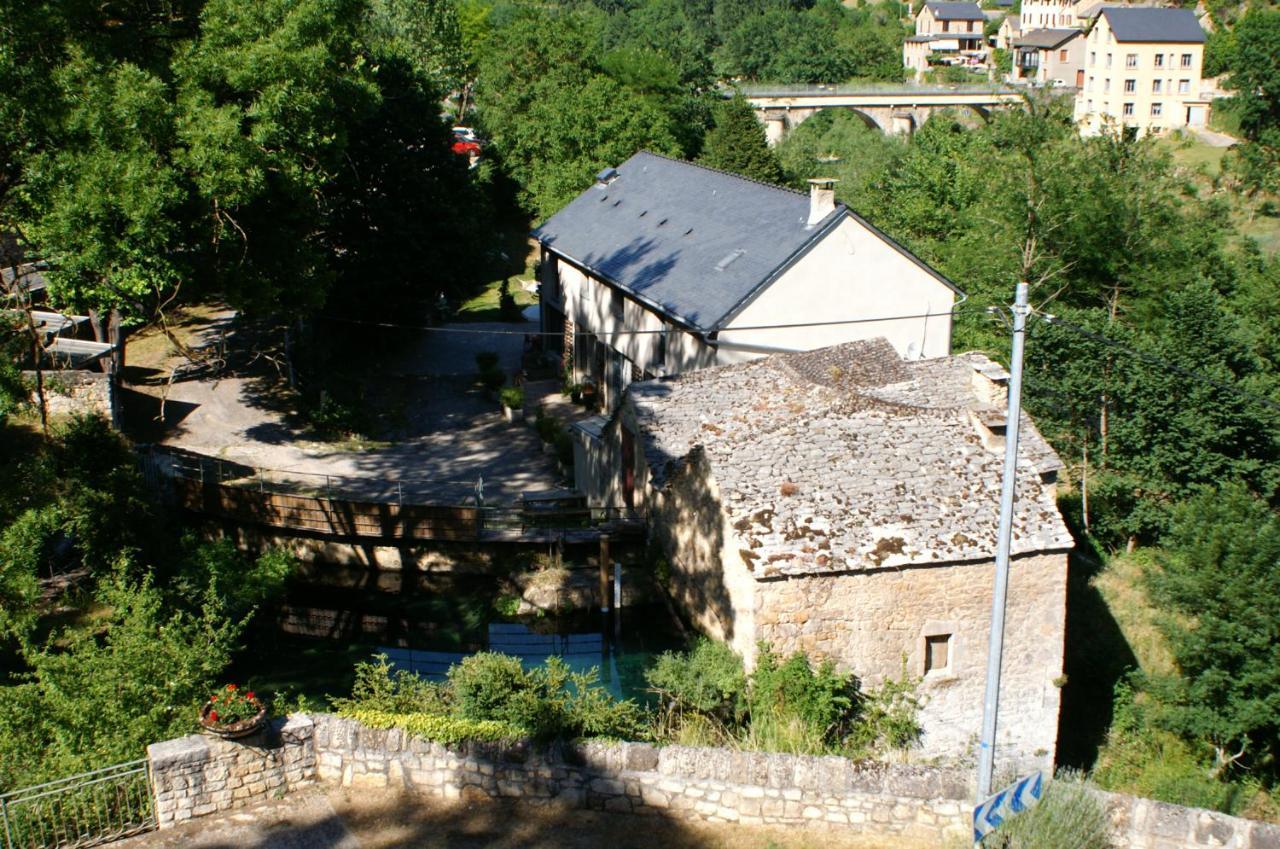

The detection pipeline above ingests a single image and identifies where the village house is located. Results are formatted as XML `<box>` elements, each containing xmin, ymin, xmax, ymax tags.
<box><xmin>994</xmin><ymin>14</ymin><xmax>1021</xmax><ymax>52</ymax></box>
<box><xmin>1075</xmin><ymin>7</ymin><xmax>1210</xmax><ymax>136</ymax></box>
<box><xmin>1013</xmin><ymin>28</ymin><xmax>1086</xmax><ymax>86</ymax></box>
<box><xmin>903</xmin><ymin>2</ymin><xmax>989</xmax><ymax>76</ymax></box>
<box><xmin>534</xmin><ymin>152</ymin><xmax>960</xmax><ymax>411</ymax></box>
<box><xmin>572</xmin><ymin>339</ymin><xmax>1072</xmax><ymax>768</ymax></box>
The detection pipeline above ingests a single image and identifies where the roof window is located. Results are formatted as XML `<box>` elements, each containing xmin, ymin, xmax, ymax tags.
<box><xmin>715</xmin><ymin>250</ymin><xmax>745</xmax><ymax>272</ymax></box>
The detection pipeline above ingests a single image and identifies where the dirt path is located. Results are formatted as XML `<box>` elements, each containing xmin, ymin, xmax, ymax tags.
<box><xmin>123</xmin><ymin>309</ymin><xmax>563</xmax><ymax>504</ymax></box>
<box><xmin>119</xmin><ymin>787</ymin><xmax>924</xmax><ymax>849</ymax></box>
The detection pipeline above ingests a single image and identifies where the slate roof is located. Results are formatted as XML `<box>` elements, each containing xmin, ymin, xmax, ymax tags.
<box><xmin>925</xmin><ymin>2</ymin><xmax>986</xmax><ymax>20</ymax></box>
<box><xmin>1015</xmin><ymin>27</ymin><xmax>1084</xmax><ymax>48</ymax></box>
<box><xmin>533</xmin><ymin>152</ymin><xmax>958</xmax><ymax>333</ymax></box>
<box><xmin>534</xmin><ymin>152</ymin><xmax>845</xmax><ymax>332</ymax></box>
<box><xmin>629</xmin><ymin>339</ymin><xmax>1071</xmax><ymax>578</ymax></box>
<box><xmin>1101</xmin><ymin>6</ymin><xmax>1205</xmax><ymax>42</ymax></box>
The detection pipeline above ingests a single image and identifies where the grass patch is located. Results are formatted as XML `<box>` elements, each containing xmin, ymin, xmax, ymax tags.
<box><xmin>1090</xmin><ymin>550</ymin><xmax>1175</xmax><ymax>677</ymax></box>
<box><xmin>455</xmin><ymin>234</ymin><xmax>539</xmax><ymax>322</ymax></box>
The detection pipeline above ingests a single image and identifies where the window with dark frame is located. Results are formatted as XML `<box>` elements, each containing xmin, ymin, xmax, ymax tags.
<box><xmin>924</xmin><ymin>634</ymin><xmax>951</xmax><ymax>674</ymax></box>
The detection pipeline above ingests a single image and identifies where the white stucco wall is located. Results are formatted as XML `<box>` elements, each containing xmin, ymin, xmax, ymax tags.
<box><xmin>718</xmin><ymin>216</ymin><xmax>956</xmax><ymax>361</ymax></box>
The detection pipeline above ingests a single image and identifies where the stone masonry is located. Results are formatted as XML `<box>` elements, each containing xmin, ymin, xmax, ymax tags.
<box><xmin>146</xmin><ymin>714</ymin><xmax>1280</xmax><ymax>849</ymax></box>
<box><xmin>312</xmin><ymin>715</ymin><xmax>972</xmax><ymax>845</ymax></box>
<box><xmin>147</xmin><ymin>715</ymin><xmax>315</xmax><ymax>827</ymax></box>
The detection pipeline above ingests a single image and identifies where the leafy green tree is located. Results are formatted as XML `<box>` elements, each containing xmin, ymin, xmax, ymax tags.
<box><xmin>1145</xmin><ymin>485</ymin><xmax>1280</xmax><ymax>777</ymax></box>
<box><xmin>1222</xmin><ymin>9</ymin><xmax>1280</xmax><ymax>194</ymax></box>
<box><xmin>367</xmin><ymin>0</ymin><xmax>466</xmax><ymax>89</ymax></box>
<box><xmin>0</xmin><ymin>568</ymin><xmax>244</xmax><ymax>790</ymax></box>
<box><xmin>698</xmin><ymin>94</ymin><xmax>785</xmax><ymax>183</ymax></box>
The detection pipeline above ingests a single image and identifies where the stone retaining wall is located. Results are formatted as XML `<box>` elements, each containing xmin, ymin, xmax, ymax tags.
<box><xmin>147</xmin><ymin>715</ymin><xmax>315</xmax><ymax>827</ymax></box>
<box><xmin>145</xmin><ymin>714</ymin><xmax>1280</xmax><ymax>849</ymax></box>
<box><xmin>1100</xmin><ymin>790</ymin><xmax>1280</xmax><ymax>849</ymax></box>
<box><xmin>24</xmin><ymin>369</ymin><xmax>113</xmax><ymax>420</ymax></box>
<box><xmin>312</xmin><ymin>714</ymin><xmax>972</xmax><ymax>845</ymax></box>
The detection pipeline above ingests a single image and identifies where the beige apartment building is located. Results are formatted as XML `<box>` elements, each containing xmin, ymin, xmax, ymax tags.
<box><xmin>1074</xmin><ymin>7</ymin><xmax>1210</xmax><ymax>136</ymax></box>
<box><xmin>903</xmin><ymin>2</ymin><xmax>988</xmax><ymax>74</ymax></box>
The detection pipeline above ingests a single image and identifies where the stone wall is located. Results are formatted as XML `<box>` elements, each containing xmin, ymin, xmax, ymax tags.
<box><xmin>1100</xmin><ymin>791</ymin><xmax>1280</xmax><ymax>849</ymax></box>
<box><xmin>146</xmin><ymin>714</ymin><xmax>1280</xmax><ymax>849</ymax></box>
<box><xmin>23</xmin><ymin>369</ymin><xmax>113</xmax><ymax>420</ymax></box>
<box><xmin>754</xmin><ymin>551</ymin><xmax>1069</xmax><ymax>774</ymax></box>
<box><xmin>312</xmin><ymin>715</ymin><xmax>971</xmax><ymax>846</ymax></box>
<box><xmin>147</xmin><ymin>715</ymin><xmax>316</xmax><ymax>827</ymax></box>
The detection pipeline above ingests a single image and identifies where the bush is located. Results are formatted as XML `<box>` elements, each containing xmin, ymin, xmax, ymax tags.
<box><xmin>746</xmin><ymin>646</ymin><xmax>857</xmax><ymax>754</ymax></box>
<box><xmin>845</xmin><ymin>662</ymin><xmax>923</xmax><ymax>756</ymax></box>
<box><xmin>499</xmin><ymin>386</ymin><xmax>524</xmax><ymax>410</ymax></box>
<box><xmin>449</xmin><ymin>653</ymin><xmax>644</xmax><ymax>741</ymax></box>
<box><xmin>331</xmin><ymin>655</ymin><xmax>452</xmax><ymax>715</ymax></box>
<box><xmin>988</xmin><ymin>772</ymin><xmax>1112</xmax><ymax>849</ymax></box>
<box><xmin>336</xmin><ymin>652</ymin><xmax>644</xmax><ymax>744</ymax></box>
<box><xmin>647</xmin><ymin>638</ymin><xmax>747</xmax><ymax>723</ymax></box>
<box><xmin>341</xmin><ymin>708</ymin><xmax>520</xmax><ymax>744</ymax></box>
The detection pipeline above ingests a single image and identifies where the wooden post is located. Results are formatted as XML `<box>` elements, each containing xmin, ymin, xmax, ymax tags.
<box><xmin>598</xmin><ymin>535</ymin><xmax>610</xmax><ymax>614</ymax></box>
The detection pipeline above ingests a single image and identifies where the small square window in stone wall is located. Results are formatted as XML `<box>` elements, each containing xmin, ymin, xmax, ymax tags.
<box><xmin>925</xmin><ymin>634</ymin><xmax>951</xmax><ymax>673</ymax></box>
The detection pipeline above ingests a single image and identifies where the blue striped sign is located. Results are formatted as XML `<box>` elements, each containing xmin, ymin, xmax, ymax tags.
<box><xmin>974</xmin><ymin>771</ymin><xmax>1044</xmax><ymax>842</ymax></box>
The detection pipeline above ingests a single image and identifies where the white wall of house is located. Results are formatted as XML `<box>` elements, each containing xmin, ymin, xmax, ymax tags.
<box><xmin>718</xmin><ymin>216</ymin><xmax>956</xmax><ymax>361</ymax></box>
<box><xmin>1074</xmin><ymin>16</ymin><xmax>1206</xmax><ymax>136</ymax></box>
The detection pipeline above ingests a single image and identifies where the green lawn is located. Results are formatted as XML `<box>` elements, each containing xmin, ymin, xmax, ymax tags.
<box><xmin>1161</xmin><ymin>133</ymin><xmax>1280</xmax><ymax>257</ymax></box>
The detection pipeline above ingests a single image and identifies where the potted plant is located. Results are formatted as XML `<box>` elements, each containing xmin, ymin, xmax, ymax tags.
<box><xmin>199</xmin><ymin>684</ymin><xmax>267</xmax><ymax>739</ymax></box>
<box><xmin>499</xmin><ymin>386</ymin><xmax>524</xmax><ymax>423</ymax></box>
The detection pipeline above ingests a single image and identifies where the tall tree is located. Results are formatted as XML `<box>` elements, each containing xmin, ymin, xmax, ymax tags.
<box><xmin>698</xmin><ymin>94</ymin><xmax>784</xmax><ymax>184</ymax></box>
<box><xmin>1223</xmin><ymin>9</ymin><xmax>1280</xmax><ymax>195</ymax></box>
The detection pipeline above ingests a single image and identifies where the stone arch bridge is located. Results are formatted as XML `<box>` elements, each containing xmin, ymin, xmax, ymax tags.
<box><xmin>737</xmin><ymin>84</ymin><xmax>1027</xmax><ymax>141</ymax></box>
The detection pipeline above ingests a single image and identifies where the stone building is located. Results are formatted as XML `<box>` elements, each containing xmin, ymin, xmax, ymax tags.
<box><xmin>574</xmin><ymin>339</ymin><xmax>1073</xmax><ymax>769</ymax></box>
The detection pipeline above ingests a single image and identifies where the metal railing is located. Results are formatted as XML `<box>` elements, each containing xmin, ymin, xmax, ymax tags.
<box><xmin>0</xmin><ymin>761</ymin><xmax>155</xmax><ymax>849</ymax></box>
<box><xmin>479</xmin><ymin>505</ymin><xmax>644</xmax><ymax>533</ymax></box>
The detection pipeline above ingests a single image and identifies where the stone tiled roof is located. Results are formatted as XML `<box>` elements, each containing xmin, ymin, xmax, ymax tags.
<box><xmin>629</xmin><ymin>339</ymin><xmax>1072</xmax><ymax>578</ymax></box>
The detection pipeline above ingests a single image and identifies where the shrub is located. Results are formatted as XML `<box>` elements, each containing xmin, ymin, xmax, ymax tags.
<box><xmin>499</xmin><ymin>386</ymin><xmax>524</xmax><ymax>410</ymax></box>
<box><xmin>475</xmin><ymin>351</ymin><xmax>500</xmax><ymax>371</ymax></box>
<box><xmin>535</xmin><ymin>411</ymin><xmax>562</xmax><ymax>443</ymax></box>
<box><xmin>448</xmin><ymin>653</ymin><xmax>644</xmax><ymax>741</ymax></box>
<box><xmin>647</xmin><ymin>638</ymin><xmax>747</xmax><ymax>724</ymax></box>
<box><xmin>845</xmin><ymin>662</ymin><xmax>923</xmax><ymax>756</ymax></box>
<box><xmin>341</xmin><ymin>708</ymin><xmax>521</xmax><ymax>744</ymax></box>
<box><xmin>747</xmin><ymin>645</ymin><xmax>857</xmax><ymax>754</ymax></box>
<box><xmin>331</xmin><ymin>655</ymin><xmax>453</xmax><ymax>715</ymax></box>
<box><xmin>988</xmin><ymin>772</ymin><xmax>1113</xmax><ymax>849</ymax></box>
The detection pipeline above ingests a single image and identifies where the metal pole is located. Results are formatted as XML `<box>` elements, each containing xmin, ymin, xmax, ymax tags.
<box><xmin>976</xmin><ymin>281</ymin><xmax>1029</xmax><ymax>805</ymax></box>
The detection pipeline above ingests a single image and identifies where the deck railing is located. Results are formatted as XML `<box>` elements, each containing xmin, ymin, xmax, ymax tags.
<box><xmin>0</xmin><ymin>761</ymin><xmax>155</xmax><ymax>849</ymax></box>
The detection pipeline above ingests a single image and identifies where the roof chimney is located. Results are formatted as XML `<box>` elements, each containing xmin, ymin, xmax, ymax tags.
<box><xmin>807</xmin><ymin>178</ymin><xmax>837</xmax><ymax>227</ymax></box>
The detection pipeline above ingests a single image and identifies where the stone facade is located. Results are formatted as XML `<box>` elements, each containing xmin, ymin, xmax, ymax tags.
<box><xmin>755</xmin><ymin>552</ymin><xmax>1069</xmax><ymax>771</ymax></box>
<box><xmin>147</xmin><ymin>715</ymin><xmax>316</xmax><ymax>827</ymax></box>
<box><xmin>145</xmin><ymin>714</ymin><xmax>1280</xmax><ymax>849</ymax></box>
<box><xmin>23</xmin><ymin>369</ymin><xmax>113</xmax><ymax>420</ymax></box>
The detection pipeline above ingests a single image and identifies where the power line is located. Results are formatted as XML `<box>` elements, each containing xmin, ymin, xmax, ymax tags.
<box><xmin>1030</xmin><ymin>309</ymin><xmax>1280</xmax><ymax>414</ymax></box>
<box><xmin>316</xmin><ymin>306</ymin><xmax>984</xmax><ymax>337</ymax></box>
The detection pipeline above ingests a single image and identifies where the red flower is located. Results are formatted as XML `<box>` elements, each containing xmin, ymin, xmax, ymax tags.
<box><xmin>226</xmin><ymin>683</ymin><xmax>237</xmax><ymax>691</ymax></box>
<box><xmin>209</xmin><ymin>710</ymin><xmax>219</xmax><ymax>723</ymax></box>
<box><xmin>245</xmin><ymin>691</ymin><xmax>256</xmax><ymax>701</ymax></box>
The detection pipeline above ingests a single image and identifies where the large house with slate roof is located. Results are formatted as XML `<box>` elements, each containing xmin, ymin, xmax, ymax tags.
<box><xmin>903</xmin><ymin>2</ymin><xmax>989</xmax><ymax>74</ymax></box>
<box><xmin>573</xmin><ymin>338</ymin><xmax>1072</xmax><ymax>769</ymax></box>
<box><xmin>1074</xmin><ymin>6</ymin><xmax>1209</xmax><ymax>136</ymax></box>
<box><xmin>533</xmin><ymin>152</ymin><xmax>960</xmax><ymax>412</ymax></box>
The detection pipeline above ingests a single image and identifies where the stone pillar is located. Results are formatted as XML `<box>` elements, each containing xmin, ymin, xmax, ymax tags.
<box><xmin>148</xmin><ymin>714</ymin><xmax>316</xmax><ymax>828</ymax></box>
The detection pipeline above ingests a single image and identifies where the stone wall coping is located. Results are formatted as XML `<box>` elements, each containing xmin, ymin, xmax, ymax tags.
<box><xmin>147</xmin><ymin>734</ymin><xmax>211</xmax><ymax>769</ymax></box>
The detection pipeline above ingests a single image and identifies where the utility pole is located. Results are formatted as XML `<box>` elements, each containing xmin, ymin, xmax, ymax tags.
<box><xmin>976</xmin><ymin>281</ymin><xmax>1030</xmax><ymax>806</ymax></box>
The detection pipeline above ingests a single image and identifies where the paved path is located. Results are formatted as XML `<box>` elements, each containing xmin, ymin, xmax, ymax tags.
<box><xmin>117</xmin><ymin>787</ymin><xmax>908</xmax><ymax>849</ymax></box>
<box><xmin>126</xmin><ymin>312</ymin><xmax>563</xmax><ymax>504</ymax></box>
<box><xmin>1189</xmin><ymin>126</ymin><xmax>1238</xmax><ymax>148</ymax></box>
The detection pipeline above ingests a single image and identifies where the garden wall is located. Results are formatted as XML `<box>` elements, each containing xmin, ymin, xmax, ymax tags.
<box><xmin>147</xmin><ymin>714</ymin><xmax>1280</xmax><ymax>849</ymax></box>
<box><xmin>24</xmin><ymin>369</ymin><xmax>113</xmax><ymax>420</ymax></box>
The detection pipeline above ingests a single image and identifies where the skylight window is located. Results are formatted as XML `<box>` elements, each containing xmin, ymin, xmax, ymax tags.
<box><xmin>715</xmin><ymin>250</ymin><xmax>745</xmax><ymax>271</ymax></box>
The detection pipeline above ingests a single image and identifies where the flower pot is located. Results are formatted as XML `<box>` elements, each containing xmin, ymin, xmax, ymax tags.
<box><xmin>502</xmin><ymin>405</ymin><xmax>518</xmax><ymax>424</ymax></box>
<box><xmin>199</xmin><ymin>701</ymin><xmax>268</xmax><ymax>739</ymax></box>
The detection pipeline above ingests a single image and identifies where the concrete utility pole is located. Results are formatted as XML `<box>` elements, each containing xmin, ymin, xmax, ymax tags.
<box><xmin>976</xmin><ymin>281</ymin><xmax>1030</xmax><ymax>804</ymax></box>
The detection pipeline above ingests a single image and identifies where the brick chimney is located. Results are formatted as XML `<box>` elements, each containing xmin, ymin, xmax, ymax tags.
<box><xmin>807</xmin><ymin>178</ymin><xmax>837</xmax><ymax>227</ymax></box>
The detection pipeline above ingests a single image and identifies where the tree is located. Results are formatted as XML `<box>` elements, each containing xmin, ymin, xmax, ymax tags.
<box><xmin>1222</xmin><ymin>9</ymin><xmax>1280</xmax><ymax>194</ymax></box>
<box><xmin>1145</xmin><ymin>485</ymin><xmax>1280</xmax><ymax>777</ymax></box>
<box><xmin>698</xmin><ymin>94</ymin><xmax>785</xmax><ymax>183</ymax></box>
